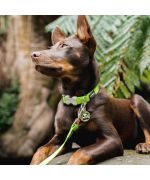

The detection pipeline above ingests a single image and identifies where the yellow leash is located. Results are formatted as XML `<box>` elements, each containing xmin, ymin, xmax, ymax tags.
<box><xmin>39</xmin><ymin>120</ymin><xmax>79</xmax><ymax>165</ymax></box>
<box><xmin>39</xmin><ymin>102</ymin><xmax>91</xmax><ymax>165</ymax></box>
<box><xmin>39</xmin><ymin>84</ymin><xmax>100</xmax><ymax>165</ymax></box>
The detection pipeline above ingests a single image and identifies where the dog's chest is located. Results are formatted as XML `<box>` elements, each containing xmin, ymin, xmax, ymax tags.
<box><xmin>55</xmin><ymin>101</ymin><xmax>99</xmax><ymax>134</ymax></box>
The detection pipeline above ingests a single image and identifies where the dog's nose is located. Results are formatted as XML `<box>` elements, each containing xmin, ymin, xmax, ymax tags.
<box><xmin>31</xmin><ymin>52</ymin><xmax>41</xmax><ymax>58</ymax></box>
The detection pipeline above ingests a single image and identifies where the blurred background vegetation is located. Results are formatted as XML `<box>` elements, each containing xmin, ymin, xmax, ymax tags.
<box><xmin>0</xmin><ymin>15</ymin><xmax>150</xmax><ymax>164</ymax></box>
<box><xmin>0</xmin><ymin>81</ymin><xmax>19</xmax><ymax>133</ymax></box>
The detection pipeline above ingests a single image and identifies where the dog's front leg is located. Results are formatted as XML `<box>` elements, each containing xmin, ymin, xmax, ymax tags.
<box><xmin>67</xmin><ymin>136</ymin><xmax>123</xmax><ymax>165</ymax></box>
<box><xmin>30</xmin><ymin>134</ymin><xmax>70</xmax><ymax>165</ymax></box>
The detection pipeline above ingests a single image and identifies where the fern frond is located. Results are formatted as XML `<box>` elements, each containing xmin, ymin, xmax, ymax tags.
<box><xmin>46</xmin><ymin>15</ymin><xmax>150</xmax><ymax>98</ymax></box>
<box><xmin>139</xmin><ymin>26</ymin><xmax>150</xmax><ymax>74</ymax></box>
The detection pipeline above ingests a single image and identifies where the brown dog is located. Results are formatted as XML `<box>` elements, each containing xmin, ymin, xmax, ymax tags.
<box><xmin>30</xmin><ymin>15</ymin><xmax>150</xmax><ymax>165</ymax></box>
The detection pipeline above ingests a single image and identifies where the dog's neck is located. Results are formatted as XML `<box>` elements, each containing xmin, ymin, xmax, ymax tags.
<box><xmin>61</xmin><ymin>59</ymin><xmax>99</xmax><ymax>97</ymax></box>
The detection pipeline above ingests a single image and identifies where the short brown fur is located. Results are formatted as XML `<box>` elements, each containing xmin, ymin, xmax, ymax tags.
<box><xmin>30</xmin><ymin>16</ymin><xmax>150</xmax><ymax>165</ymax></box>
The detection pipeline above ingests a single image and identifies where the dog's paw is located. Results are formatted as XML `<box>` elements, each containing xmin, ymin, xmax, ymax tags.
<box><xmin>30</xmin><ymin>146</ymin><xmax>51</xmax><ymax>165</ymax></box>
<box><xmin>136</xmin><ymin>143</ymin><xmax>150</xmax><ymax>154</ymax></box>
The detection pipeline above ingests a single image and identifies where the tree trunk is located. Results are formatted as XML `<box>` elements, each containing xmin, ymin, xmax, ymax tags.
<box><xmin>0</xmin><ymin>36</ymin><xmax>9</xmax><ymax>90</ymax></box>
<box><xmin>0</xmin><ymin>16</ymin><xmax>59</xmax><ymax>158</ymax></box>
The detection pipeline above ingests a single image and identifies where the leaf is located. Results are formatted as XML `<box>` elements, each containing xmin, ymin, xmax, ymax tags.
<box><xmin>0</xmin><ymin>81</ymin><xmax>20</xmax><ymax>132</ymax></box>
<box><xmin>46</xmin><ymin>15</ymin><xmax>150</xmax><ymax>98</ymax></box>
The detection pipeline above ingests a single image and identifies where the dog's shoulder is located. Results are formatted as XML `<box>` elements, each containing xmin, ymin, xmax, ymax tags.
<box><xmin>88</xmin><ymin>86</ymin><xmax>109</xmax><ymax>110</ymax></box>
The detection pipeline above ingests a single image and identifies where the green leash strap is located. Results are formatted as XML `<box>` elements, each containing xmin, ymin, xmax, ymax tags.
<box><xmin>39</xmin><ymin>84</ymin><xmax>101</xmax><ymax>165</ymax></box>
<box><xmin>39</xmin><ymin>121</ymin><xmax>79</xmax><ymax>165</ymax></box>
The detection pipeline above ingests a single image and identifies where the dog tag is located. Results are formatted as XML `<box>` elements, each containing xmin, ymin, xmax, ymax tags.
<box><xmin>80</xmin><ymin>110</ymin><xmax>90</xmax><ymax>122</ymax></box>
<box><xmin>78</xmin><ymin>103</ymin><xmax>91</xmax><ymax>122</ymax></box>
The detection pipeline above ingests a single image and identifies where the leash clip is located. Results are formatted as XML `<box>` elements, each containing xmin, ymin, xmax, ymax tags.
<box><xmin>78</xmin><ymin>103</ymin><xmax>91</xmax><ymax>122</ymax></box>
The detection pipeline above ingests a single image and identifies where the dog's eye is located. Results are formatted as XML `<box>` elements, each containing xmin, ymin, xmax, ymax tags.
<box><xmin>60</xmin><ymin>43</ymin><xmax>68</xmax><ymax>48</ymax></box>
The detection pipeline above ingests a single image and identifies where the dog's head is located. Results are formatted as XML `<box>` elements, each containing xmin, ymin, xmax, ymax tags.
<box><xmin>31</xmin><ymin>16</ymin><xmax>96</xmax><ymax>79</ymax></box>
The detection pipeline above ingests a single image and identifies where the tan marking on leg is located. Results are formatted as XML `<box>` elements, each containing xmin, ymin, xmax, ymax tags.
<box><xmin>143</xmin><ymin>128</ymin><xmax>150</xmax><ymax>144</ymax></box>
<box><xmin>30</xmin><ymin>145</ymin><xmax>59</xmax><ymax>165</ymax></box>
<box><xmin>67</xmin><ymin>149</ymin><xmax>92</xmax><ymax>165</ymax></box>
<box><xmin>130</xmin><ymin>104</ymin><xmax>141</xmax><ymax>118</ymax></box>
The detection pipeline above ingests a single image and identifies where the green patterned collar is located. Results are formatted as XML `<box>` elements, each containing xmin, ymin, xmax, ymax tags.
<box><xmin>62</xmin><ymin>83</ymin><xmax>100</xmax><ymax>106</ymax></box>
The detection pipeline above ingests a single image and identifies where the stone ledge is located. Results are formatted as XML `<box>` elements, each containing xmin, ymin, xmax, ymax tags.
<box><xmin>48</xmin><ymin>150</ymin><xmax>150</xmax><ymax>165</ymax></box>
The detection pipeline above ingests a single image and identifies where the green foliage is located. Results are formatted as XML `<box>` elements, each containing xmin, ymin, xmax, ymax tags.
<box><xmin>46</xmin><ymin>15</ymin><xmax>150</xmax><ymax>98</ymax></box>
<box><xmin>0</xmin><ymin>81</ymin><xmax>20</xmax><ymax>132</ymax></box>
<box><xmin>0</xmin><ymin>16</ymin><xmax>8</xmax><ymax>36</ymax></box>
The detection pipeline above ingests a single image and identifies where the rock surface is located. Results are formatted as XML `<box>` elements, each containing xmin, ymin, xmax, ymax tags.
<box><xmin>48</xmin><ymin>150</ymin><xmax>150</xmax><ymax>165</ymax></box>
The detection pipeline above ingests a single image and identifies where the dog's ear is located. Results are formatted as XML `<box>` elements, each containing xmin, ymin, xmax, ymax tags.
<box><xmin>52</xmin><ymin>26</ymin><xmax>66</xmax><ymax>45</ymax></box>
<box><xmin>77</xmin><ymin>15</ymin><xmax>96</xmax><ymax>57</ymax></box>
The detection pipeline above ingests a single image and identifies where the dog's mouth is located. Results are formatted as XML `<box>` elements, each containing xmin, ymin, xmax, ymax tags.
<box><xmin>31</xmin><ymin>53</ymin><xmax>64</xmax><ymax>76</ymax></box>
<box><xmin>31</xmin><ymin>54</ymin><xmax>74</xmax><ymax>78</ymax></box>
<box><xmin>35</xmin><ymin>64</ymin><xmax>64</xmax><ymax>77</ymax></box>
